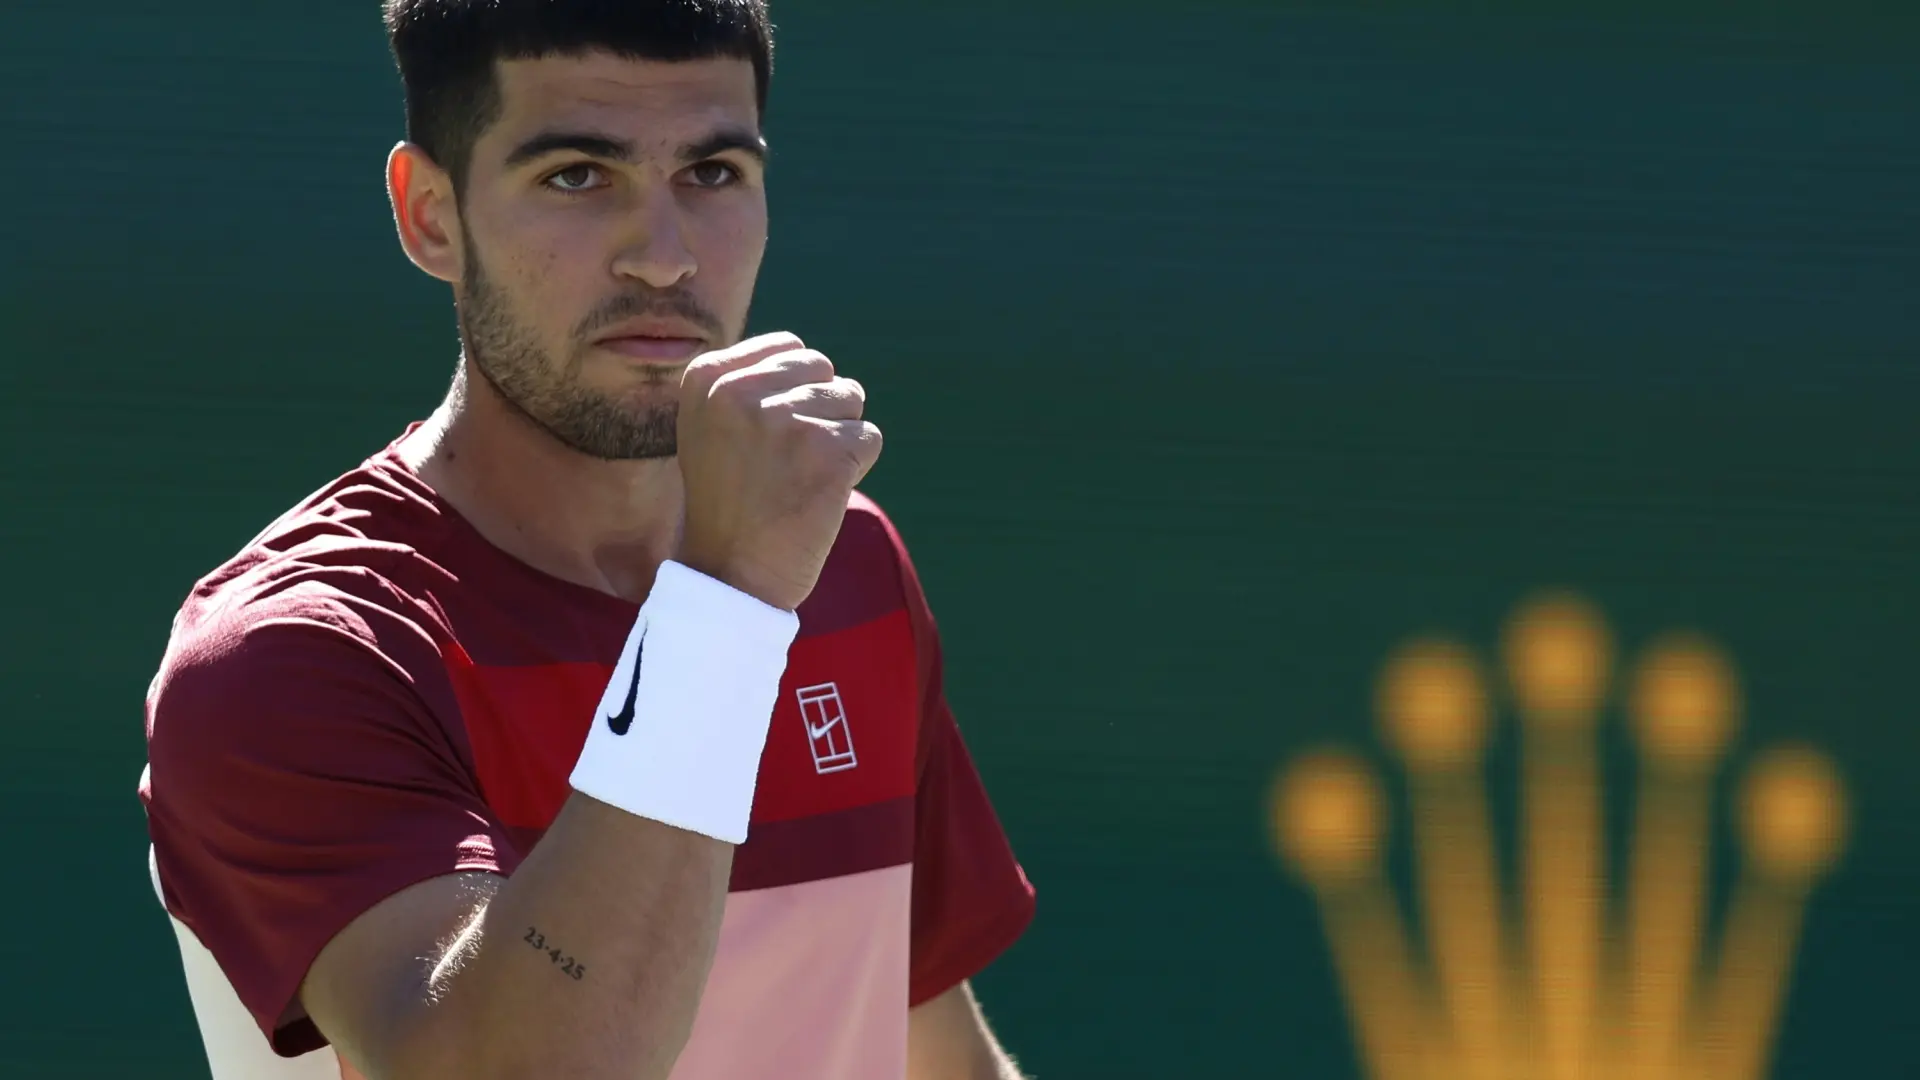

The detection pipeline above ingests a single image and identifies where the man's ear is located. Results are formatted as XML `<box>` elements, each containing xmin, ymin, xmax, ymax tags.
<box><xmin>388</xmin><ymin>142</ymin><xmax>462</xmax><ymax>284</ymax></box>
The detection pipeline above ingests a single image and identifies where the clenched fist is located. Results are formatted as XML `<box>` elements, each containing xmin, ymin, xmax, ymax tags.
<box><xmin>674</xmin><ymin>332</ymin><xmax>883</xmax><ymax>612</ymax></box>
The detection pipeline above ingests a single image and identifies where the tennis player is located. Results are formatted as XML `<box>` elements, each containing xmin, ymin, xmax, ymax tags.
<box><xmin>137</xmin><ymin>3</ymin><xmax>1037</xmax><ymax>1078</ymax></box>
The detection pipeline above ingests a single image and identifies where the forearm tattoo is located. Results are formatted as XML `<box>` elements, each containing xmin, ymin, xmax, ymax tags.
<box><xmin>523</xmin><ymin>926</ymin><xmax>587</xmax><ymax>981</ymax></box>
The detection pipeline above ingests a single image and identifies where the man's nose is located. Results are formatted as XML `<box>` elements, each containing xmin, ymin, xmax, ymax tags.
<box><xmin>610</xmin><ymin>186</ymin><xmax>697</xmax><ymax>289</ymax></box>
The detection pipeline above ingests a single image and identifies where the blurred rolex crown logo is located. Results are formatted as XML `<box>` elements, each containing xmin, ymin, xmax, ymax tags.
<box><xmin>1269</xmin><ymin>592</ymin><xmax>1847</xmax><ymax>1080</ymax></box>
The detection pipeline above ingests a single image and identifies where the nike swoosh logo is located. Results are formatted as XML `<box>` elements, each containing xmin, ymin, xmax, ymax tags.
<box><xmin>806</xmin><ymin>717</ymin><xmax>839</xmax><ymax>741</ymax></box>
<box><xmin>606</xmin><ymin>630</ymin><xmax>645</xmax><ymax>736</ymax></box>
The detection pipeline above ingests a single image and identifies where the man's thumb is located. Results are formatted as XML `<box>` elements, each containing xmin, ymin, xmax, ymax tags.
<box><xmin>679</xmin><ymin>332</ymin><xmax>805</xmax><ymax>399</ymax></box>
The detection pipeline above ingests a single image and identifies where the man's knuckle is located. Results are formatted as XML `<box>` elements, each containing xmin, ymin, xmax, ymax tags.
<box><xmin>789</xmin><ymin>349</ymin><xmax>833</xmax><ymax>375</ymax></box>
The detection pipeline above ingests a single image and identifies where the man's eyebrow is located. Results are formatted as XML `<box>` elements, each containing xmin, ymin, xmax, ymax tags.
<box><xmin>500</xmin><ymin>128</ymin><xmax>767</xmax><ymax>170</ymax></box>
<box><xmin>681</xmin><ymin>128</ymin><xmax>768</xmax><ymax>165</ymax></box>
<box><xmin>502</xmin><ymin>131</ymin><xmax>635</xmax><ymax>170</ymax></box>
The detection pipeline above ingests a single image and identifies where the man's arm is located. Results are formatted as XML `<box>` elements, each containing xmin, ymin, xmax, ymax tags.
<box><xmin>907</xmin><ymin>981</ymin><xmax>1028</xmax><ymax>1080</ymax></box>
<box><xmin>303</xmin><ymin>796</ymin><xmax>731</xmax><ymax>1079</ymax></box>
<box><xmin>875</xmin><ymin>495</ymin><xmax>1037</xmax><ymax>1080</ymax></box>
<box><xmin>299</xmin><ymin>336</ymin><xmax>882</xmax><ymax>1080</ymax></box>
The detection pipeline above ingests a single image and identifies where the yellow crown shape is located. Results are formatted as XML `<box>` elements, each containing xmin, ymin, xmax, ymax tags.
<box><xmin>1269</xmin><ymin>592</ymin><xmax>1847</xmax><ymax>1080</ymax></box>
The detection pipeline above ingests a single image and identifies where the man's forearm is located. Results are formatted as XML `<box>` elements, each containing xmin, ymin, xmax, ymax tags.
<box><xmin>375</xmin><ymin>794</ymin><xmax>734</xmax><ymax>1080</ymax></box>
<box><xmin>308</xmin><ymin>338</ymin><xmax>883</xmax><ymax>1078</ymax></box>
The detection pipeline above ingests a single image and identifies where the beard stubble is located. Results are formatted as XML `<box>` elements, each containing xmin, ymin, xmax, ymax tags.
<box><xmin>456</xmin><ymin>232</ymin><xmax>728</xmax><ymax>461</ymax></box>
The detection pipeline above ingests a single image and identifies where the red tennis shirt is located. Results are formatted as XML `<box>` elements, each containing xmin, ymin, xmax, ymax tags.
<box><xmin>138</xmin><ymin>430</ymin><xmax>1036</xmax><ymax>1080</ymax></box>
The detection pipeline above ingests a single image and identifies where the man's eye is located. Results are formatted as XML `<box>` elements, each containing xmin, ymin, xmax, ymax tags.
<box><xmin>687</xmin><ymin>161</ymin><xmax>741</xmax><ymax>188</ymax></box>
<box><xmin>546</xmin><ymin>164</ymin><xmax>604</xmax><ymax>192</ymax></box>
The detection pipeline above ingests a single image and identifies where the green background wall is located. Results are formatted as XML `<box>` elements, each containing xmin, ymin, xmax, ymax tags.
<box><xmin>2</xmin><ymin>1</ymin><xmax>1915</xmax><ymax>1075</ymax></box>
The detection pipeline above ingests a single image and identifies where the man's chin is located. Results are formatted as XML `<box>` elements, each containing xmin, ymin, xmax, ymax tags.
<box><xmin>523</xmin><ymin>397</ymin><xmax>677</xmax><ymax>462</ymax></box>
<box><xmin>562</xmin><ymin>431</ymin><xmax>678</xmax><ymax>462</ymax></box>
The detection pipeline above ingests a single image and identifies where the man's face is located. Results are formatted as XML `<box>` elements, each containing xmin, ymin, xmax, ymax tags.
<box><xmin>453</xmin><ymin>52</ymin><xmax>768</xmax><ymax>460</ymax></box>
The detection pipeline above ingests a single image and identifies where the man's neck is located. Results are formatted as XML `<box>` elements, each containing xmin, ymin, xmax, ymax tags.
<box><xmin>396</xmin><ymin>364</ymin><xmax>686</xmax><ymax>604</ymax></box>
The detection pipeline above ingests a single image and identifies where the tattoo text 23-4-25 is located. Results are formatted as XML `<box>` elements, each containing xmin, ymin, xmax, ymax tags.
<box><xmin>523</xmin><ymin>927</ymin><xmax>586</xmax><ymax>981</ymax></box>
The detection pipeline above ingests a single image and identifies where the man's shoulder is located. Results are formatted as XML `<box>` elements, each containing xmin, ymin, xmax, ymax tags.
<box><xmin>799</xmin><ymin>490</ymin><xmax>918</xmax><ymax>637</ymax></box>
<box><xmin>162</xmin><ymin>455</ymin><xmax>455</xmax><ymax>683</ymax></box>
<box><xmin>144</xmin><ymin>477</ymin><xmax>457</xmax><ymax>778</ymax></box>
<box><xmin>837</xmin><ymin>489</ymin><xmax>908</xmax><ymax>560</ymax></box>
<box><xmin>239</xmin><ymin>452</ymin><xmax>450</xmax><ymax>575</ymax></box>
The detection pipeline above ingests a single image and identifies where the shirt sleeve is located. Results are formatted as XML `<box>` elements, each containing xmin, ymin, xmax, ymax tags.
<box><xmin>141</xmin><ymin>579</ymin><xmax>511</xmax><ymax>1057</ymax></box>
<box><xmin>893</xmin><ymin>533</ymin><xmax>1037</xmax><ymax>1007</ymax></box>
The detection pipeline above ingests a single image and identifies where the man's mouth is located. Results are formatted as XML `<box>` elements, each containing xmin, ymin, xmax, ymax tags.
<box><xmin>590</xmin><ymin>314</ymin><xmax>713</xmax><ymax>363</ymax></box>
<box><xmin>596</xmin><ymin>334</ymin><xmax>707</xmax><ymax>362</ymax></box>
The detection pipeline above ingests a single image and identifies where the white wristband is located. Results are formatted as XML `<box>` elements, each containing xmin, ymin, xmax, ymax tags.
<box><xmin>569</xmin><ymin>561</ymin><xmax>800</xmax><ymax>844</ymax></box>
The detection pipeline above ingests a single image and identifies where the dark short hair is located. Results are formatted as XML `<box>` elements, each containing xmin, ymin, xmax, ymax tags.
<box><xmin>383</xmin><ymin>0</ymin><xmax>774</xmax><ymax>193</ymax></box>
